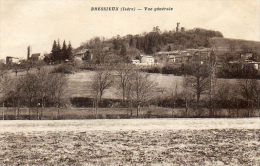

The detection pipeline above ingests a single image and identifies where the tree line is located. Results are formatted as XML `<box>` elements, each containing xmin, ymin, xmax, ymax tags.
<box><xmin>1</xmin><ymin>68</ymin><xmax>67</xmax><ymax>119</ymax></box>
<box><xmin>44</xmin><ymin>40</ymin><xmax>73</xmax><ymax>64</ymax></box>
<box><xmin>1</xmin><ymin>63</ymin><xmax>260</xmax><ymax>119</ymax></box>
<box><xmin>80</xmin><ymin>26</ymin><xmax>223</xmax><ymax>57</ymax></box>
<box><xmin>91</xmin><ymin>65</ymin><xmax>158</xmax><ymax>117</ymax></box>
<box><xmin>89</xmin><ymin>63</ymin><xmax>260</xmax><ymax>118</ymax></box>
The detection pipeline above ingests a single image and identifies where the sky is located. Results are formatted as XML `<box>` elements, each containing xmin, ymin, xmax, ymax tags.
<box><xmin>0</xmin><ymin>0</ymin><xmax>260</xmax><ymax>59</ymax></box>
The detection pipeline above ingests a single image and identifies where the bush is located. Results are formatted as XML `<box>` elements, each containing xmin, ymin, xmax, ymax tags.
<box><xmin>141</xmin><ymin>66</ymin><xmax>161</xmax><ymax>73</ymax></box>
<box><xmin>150</xmin><ymin>97</ymin><xmax>186</xmax><ymax>108</ymax></box>
<box><xmin>217</xmin><ymin>63</ymin><xmax>258</xmax><ymax>79</ymax></box>
<box><xmin>70</xmin><ymin>97</ymin><xmax>123</xmax><ymax>108</ymax></box>
<box><xmin>161</xmin><ymin>65</ymin><xmax>188</xmax><ymax>75</ymax></box>
<box><xmin>70</xmin><ymin>97</ymin><xmax>93</xmax><ymax>107</ymax></box>
<box><xmin>52</xmin><ymin>64</ymin><xmax>75</xmax><ymax>74</ymax></box>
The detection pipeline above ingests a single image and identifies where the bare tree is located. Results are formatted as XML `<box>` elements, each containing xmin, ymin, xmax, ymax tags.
<box><xmin>0</xmin><ymin>64</ymin><xmax>7</xmax><ymax>78</ymax></box>
<box><xmin>91</xmin><ymin>68</ymin><xmax>114</xmax><ymax>118</ymax></box>
<box><xmin>0</xmin><ymin>74</ymin><xmax>12</xmax><ymax>120</ymax></box>
<box><xmin>237</xmin><ymin>79</ymin><xmax>258</xmax><ymax>117</ymax></box>
<box><xmin>14</xmin><ymin>70</ymin><xmax>67</xmax><ymax>120</ymax></box>
<box><xmin>36</xmin><ymin>68</ymin><xmax>52</xmax><ymax>119</ymax></box>
<box><xmin>184</xmin><ymin>63</ymin><xmax>210</xmax><ymax>107</ymax></box>
<box><xmin>128</xmin><ymin>71</ymin><xmax>158</xmax><ymax>117</ymax></box>
<box><xmin>180</xmin><ymin>81</ymin><xmax>193</xmax><ymax>117</ymax></box>
<box><xmin>20</xmin><ymin>60</ymin><xmax>35</xmax><ymax>73</ymax></box>
<box><xmin>18</xmin><ymin>73</ymin><xmax>39</xmax><ymax>119</ymax></box>
<box><xmin>169</xmin><ymin>82</ymin><xmax>179</xmax><ymax>117</ymax></box>
<box><xmin>116</xmin><ymin>64</ymin><xmax>134</xmax><ymax>102</ymax></box>
<box><xmin>215</xmin><ymin>82</ymin><xmax>232</xmax><ymax>117</ymax></box>
<box><xmin>48</xmin><ymin>73</ymin><xmax>68</xmax><ymax>119</ymax></box>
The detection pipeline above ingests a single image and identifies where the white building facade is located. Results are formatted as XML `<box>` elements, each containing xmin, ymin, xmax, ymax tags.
<box><xmin>140</xmin><ymin>55</ymin><xmax>155</xmax><ymax>65</ymax></box>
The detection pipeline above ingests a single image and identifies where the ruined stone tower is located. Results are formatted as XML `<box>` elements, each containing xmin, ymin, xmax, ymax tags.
<box><xmin>176</xmin><ymin>22</ymin><xmax>180</xmax><ymax>32</ymax></box>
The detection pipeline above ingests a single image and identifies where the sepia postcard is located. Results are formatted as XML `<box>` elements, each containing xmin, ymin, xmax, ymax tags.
<box><xmin>0</xmin><ymin>0</ymin><xmax>259</xmax><ymax>165</ymax></box>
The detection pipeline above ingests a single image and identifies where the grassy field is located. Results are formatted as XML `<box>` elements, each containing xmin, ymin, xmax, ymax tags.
<box><xmin>6</xmin><ymin>69</ymin><xmax>259</xmax><ymax>99</ymax></box>
<box><xmin>0</xmin><ymin>118</ymin><xmax>259</xmax><ymax>165</ymax></box>
<box><xmin>65</xmin><ymin>71</ymin><xmax>185</xmax><ymax>98</ymax></box>
<box><xmin>65</xmin><ymin>70</ymin><xmax>256</xmax><ymax>99</ymax></box>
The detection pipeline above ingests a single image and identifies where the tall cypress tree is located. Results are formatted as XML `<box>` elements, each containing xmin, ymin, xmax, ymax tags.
<box><xmin>67</xmin><ymin>41</ymin><xmax>73</xmax><ymax>60</ymax></box>
<box><xmin>51</xmin><ymin>40</ymin><xmax>57</xmax><ymax>62</ymax></box>
<box><xmin>61</xmin><ymin>40</ymin><xmax>67</xmax><ymax>61</ymax></box>
<box><xmin>57</xmin><ymin>40</ymin><xmax>62</xmax><ymax>62</ymax></box>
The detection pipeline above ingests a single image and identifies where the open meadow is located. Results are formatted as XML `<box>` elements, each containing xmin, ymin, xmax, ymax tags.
<box><xmin>0</xmin><ymin>118</ymin><xmax>259</xmax><ymax>165</ymax></box>
<box><xmin>65</xmin><ymin>70</ymin><xmax>185</xmax><ymax>98</ymax></box>
<box><xmin>6</xmin><ymin>69</ymin><xmax>258</xmax><ymax>99</ymax></box>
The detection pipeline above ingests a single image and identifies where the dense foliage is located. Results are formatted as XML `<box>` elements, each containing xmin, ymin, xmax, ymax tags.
<box><xmin>79</xmin><ymin>27</ymin><xmax>223</xmax><ymax>62</ymax></box>
<box><xmin>133</xmin><ymin>28</ymin><xmax>223</xmax><ymax>54</ymax></box>
<box><xmin>44</xmin><ymin>40</ymin><xmax>73</xmax><ymax>63</ymax></box>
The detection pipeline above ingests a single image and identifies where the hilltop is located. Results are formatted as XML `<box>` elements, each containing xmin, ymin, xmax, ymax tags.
<box><xmin>76</xmin><ymin>26</ymin><xmax>223</xmax><ymax>63</ymax></box>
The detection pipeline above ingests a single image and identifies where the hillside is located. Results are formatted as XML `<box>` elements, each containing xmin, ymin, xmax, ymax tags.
<box><xmin>209</xmin><ymin>37</ymin><xmax>260</xmax><ymax>55</ymax></box>
<box><xmin>77</xmin><ymin>27</ymin><xmax>223</xmax><ymax>63</ymax></box>
<box><xmin>75</xmin><ymin>26</ymin><xmax>260</xmax><ymax>65</ymax></box>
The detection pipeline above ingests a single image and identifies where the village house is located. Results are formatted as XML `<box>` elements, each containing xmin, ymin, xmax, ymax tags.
<box><xmin>155</xmin><ymin>48</ymin><xmax>211</xmax><ymax>64</ymax></box>
<box><xmin>168</xmin><ymin>54</ymin><xmax>192</xmax><ymax>63</ymax></box>
<box><xmin>73</xmin><ymin>49</ymin><xmax>93</xmax><ymax>62</ymax></box>
<box><xmin>6</xmin><ymin>56</ymin><xmax>20</xmax><ymax>65</ymax></box>
<box><xmin>227</xmin><ymin>51</ymin><xmax>260</xmax><ymax>70</ymax></box>
<box><xmin>30</xmin><ymin>53</ymin><xmax>40</xmax><ymax>61</ymax></box>
<box><xmin>140</xmin><ymin>55</ymin><xmax>155</xmax><ymax>65</ymax></box>
<box><xmin>247</xmin><ymin>61</ymin><xmax>260</xmax><ymax>70</ymax></box>
<box><xmin>228</xmin><ymin>60</ymin><xmax>260</xmax><ymax>71</ymax></box>
<box><xmin>27</xmin><ymin>52</ymin><xmax>45</xmax><ymax>61</ymax></box>
<box><xmin>131</xmin><ymin>55</ymin><xmax>155</xmax><ymax>66</ymax></box>
<box><xmin>167</xmin><ymin>51</ymin><xmax>192</xmax><ymax>63</ymax></box>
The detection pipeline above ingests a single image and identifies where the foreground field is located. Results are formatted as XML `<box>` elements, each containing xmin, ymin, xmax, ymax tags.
<box><xmin>0</xmin><ymin>119</ymin><xmax>259</xmax><ymax>165</ymax></box>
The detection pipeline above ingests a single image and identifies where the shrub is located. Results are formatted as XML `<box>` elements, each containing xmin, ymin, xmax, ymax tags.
<box><xmin>70</xmin><ymin>97</ymin><xmax>123</xmax><ymax>108</ymax></box>
<box><xmin>51</xmin><ymin>64</ymin><xmax>75</xmax><ymax>74</ymax></box>
<box><xmin>142</xmin><ymin>66</ymin><xmax>161</xmax><ymax>73</ymax></box>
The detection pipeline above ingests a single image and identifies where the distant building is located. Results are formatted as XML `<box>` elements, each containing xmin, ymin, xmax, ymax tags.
<box><xmin>131</xmin><ymin>55</ymin><xmax>155</xmax><ymax>66</ymax></box>
<box><xmin>191</xmin><ymin>48</ymin><xmax>211</xmax><ymax>64</ymax></box>
<box><xmin>73</xmin><ymin>49</ymin><xmax>92</xmax><ymax>61</ymax></box>
<box><xmin>6</xmin><ymin>56</ymin><xmax>20</xmax><ymax>65</ymax></box>
<box><xmin>140</xmin><ymin>55</ymin><xmax>155</xmax><ymax>65</ymax></box>
<box><xmin>30</xmin><ymin>53</ymin><xmax>40</xmax><ymax>61</ymax></box>
<box><xmin>247</xmin><ymin>61</ymin><xmax>260</xmax><ymax>70</ymax></box>
<box><xmin>176</xmin><ymin>22</ymin><xmax>180</xmax><ymax>32</ymax></box>
<box><xmin>155</xmin><ymin>48</ymin><xmax>211</xmax><ymax>64</ymax></box>
<box><xmin>28</xmin><ymin>53</ymin><xmax>45</xmax><ymax>61</ymax></box>
<box><xmin>156</xmin><ymin>50</ymin><xmax>193</xmax><ymax>64</ymax></box>
<box><xmin>168</xmin><ymin>54</ymin><xmax>192</xmax><ymax>63</ymax></box>
<box><xmin>228</xmin><ymin>60</ymin><xmax>260</xmax><ymax>71</ymax></box>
